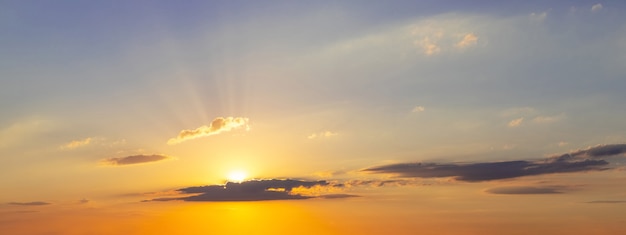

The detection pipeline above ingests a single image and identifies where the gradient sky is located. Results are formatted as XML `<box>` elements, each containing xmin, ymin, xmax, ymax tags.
<box><xmin>2</xmin><ymin>1</ymin><xmax>626</xmax><ymax>234</ymax></box>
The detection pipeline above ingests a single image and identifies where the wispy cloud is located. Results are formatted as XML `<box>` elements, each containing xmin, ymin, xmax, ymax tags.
<box><xmin>530</xmin><ymin>11</ymin><xmax>548</xmax><ymax>22</ymax></box>
<box><xmin>146</xmin><ymin>179</ymin><xmax>341</xmax><ymax>202</ymax></box>
<box><xmin>101</xmin><ymin>154</ymin><xmax>172</xmax><ymax>166</ymax></box>
<box><xmin>8</xmin><ymin>201</ymin><xmax>50</xmax><ymax>206</ymax></box>
<box><xmin>508</xmin><ymin>117</ymin><xmax>524</xmax><ymax>127</ymax></box>
<box><xmin>308</xmin><ymin>131</ymin><xmax>338</xmax><ymax>139</ymax></box>
<box><xmin>411</xmin><ymin>106</ymin><xmax>425</xmax><ymax>113</ymax></box>
<box><xmin>167</xmin><ymin>117</ymin><xmax>249</xmax><ymax>145</ymax></box>
<box><xmin>414</xmin><ymin>36</ymin><xmax>441</xmax><ymax>56</ymax></box>
<box><xmin>591</xmin><ymin>3</ymin><xmax>603</xmax><ymax>13</ymax></box>
<box><xmin>59</xmin><ymin>137</ymin><xmax>92</xmax><ymax>150</ymax></box>
<box><xmin>532</xmin><ymin>114</ymin><xmax>564</xmax><ymax>124</ymax></box>
<box><xmin>363</xmin><ymin>144</ymin><xmax>626</xmax><ymax>182</ymax></box>
<box><xmin>456</xmin><ymin>33</ymin><xmax>478</xmax><ymax>48</ymax></box>
<box><xmin>587</xmin><ymin>200</ymin><xmax>626</xmax><ymax>204</ymax></box>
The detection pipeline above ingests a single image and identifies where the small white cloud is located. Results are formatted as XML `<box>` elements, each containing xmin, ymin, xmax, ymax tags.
<box><xmin>456</xmin><ymin>33</ymin><xmax>478</xmax><ymax>48</ymax></box>
<box><xmin>508</xmin><ymin>117</ymin><xmax>524</xmax><ymax>127</ymax></box>
<box><xmin>411</xmin><ymin>106</ymin><xmax>425</xmax><ymax>113</ymax></box>
<box><xmin>558</xmin><ymin>141</ymin><xmax>569</xmax><ymax>147</ymax></box>
<box><xmin>308</xmin><ymin>131</ymin><xmax>338</xmax><ymax>139</ymax></box>
<box><xmin>591</xmin><ymin>3</ymin><xmax>603</xmax><ymax>12</ymax></box>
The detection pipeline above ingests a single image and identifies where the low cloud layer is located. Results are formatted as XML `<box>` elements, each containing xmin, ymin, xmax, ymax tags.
<box><xmin>147</xmin><ymin>179</ymin><xmax>339</xmax><ymax>202</ymax></box>
<box><xmin>167</xmin><ymin>117</ymin><xmax>249</xmax><ymax>145</ymax></box>
<box><xmin>364</xmin><ymin>144</ymin><xmax>626</xmax><ymax>182</ymax></box>
<box><xmin>101</xmin><ymin>154</ymin><xmax>171</xmax><ymax>166</ymax></box>
<box><xmin>8</xmin><ymin>201</ymin><xmax>50</xmax><ymax>206</ymax></box>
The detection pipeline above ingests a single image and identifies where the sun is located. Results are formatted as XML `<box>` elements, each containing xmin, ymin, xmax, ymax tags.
<box><xmin>227</xmin><ymin>170</ymin><xmax>247</xmax><ymax>183</ymax></box>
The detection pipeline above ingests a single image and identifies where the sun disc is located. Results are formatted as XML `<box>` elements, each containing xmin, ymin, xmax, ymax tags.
<box><xmin>227</xmin><ymin>170</ymin><xmax>247</xmax><ymax>183</ymax></box>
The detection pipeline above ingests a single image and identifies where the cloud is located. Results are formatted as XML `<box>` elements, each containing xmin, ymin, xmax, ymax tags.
<box><xmin>363</xmin><ymin>144</ymin><xmax>626</xmax><ymax>182</ymax></box>
<box><xmin>167</xmin><ymin>117</ymin><xmax>249</xmax><ymax>145</ymax></box>
<box><xmin>8</xmin><ymin>201</ymin><xmax>51</xmax><ymax>206</ymax></box>
<box><xmin>411</xmin><ymin>106</ymin><xmax>425</xmax><ymax>113</ymax></box>
<box><xmin>308</xmin><ymin>131</ymin><xmax>338</xmax><ymax>139</ymax></box>
<box><xmin>532</xmin><ymin>114</ymin><xmax>564</xmax><ymax>124</ymax></box>
<box><xmin>485</xmin><ymin>186</ymin><xmax>562</xmax><ymax>195</ymax></box>
<box><xmin>591</xmin><ymin>3</ymin><xmax>603</xmax><ymax>12</ymax></box>
<box><xmin>508</xmin><ymin>117</ymin><xmax>524</xmax><ymax>127</ymax></box>
<box><xmin>551</xmin><ymin>144</ymin><xmax>626</xmax><ymax>161</ymax></box>
<box><xmin>530</xmin><ymin>11</ymin><xmax>548</xmax><ymax>22</ymax></box>
<box><xmin>456</xmin><ymin>33</ymin><xmax>478</xmax><ymax>48</ymax></box>
<box><xmin>587</xmin><ymin>200</ymin><xmax>626</xmax><ymax>204</ymax></box>
<box><xmin>101</xmin><ymin>154</ymin><xmax>171</xmax><ymax>166</ymax></box>
<box><xmin>415</xmin><ymin>36</ymin><xmax>441</xmax><ymax>56</ymax></box>
<box><xmin>146</xmin><ymin>179</ymin><xmax>339</xmax><ymax>202</ymax></box>
<box><xmin>59</xmin><ymin>137</ymin><xmax>92</xmax><ymax>150</ymax></box>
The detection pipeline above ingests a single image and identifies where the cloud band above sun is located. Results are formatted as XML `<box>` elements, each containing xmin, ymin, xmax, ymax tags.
<box><xmin>167</xmin><ymin>117</ymin><xmax>249</xmax><ymax>145</ymax></box>
<box><xmin>101</xmin><ymin>154</ymin><xmax>172</xmax><ymax>166</ymax></box>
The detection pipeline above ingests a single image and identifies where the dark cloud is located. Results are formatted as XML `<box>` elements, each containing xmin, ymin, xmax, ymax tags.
<box><xmin>363</xmin><ymin>144</ymin><xmax>626</xmax><ymax>182</ymax></box>
<box><xmin>101</xmin><ymin>154</ymin><xmax>170</xmax><ymax>166</ymax></box>
<box><xmin>485</xmin><ymin>186</ymin><xmax>562</xmax><ymax>195</ymax></box>
<box><xmin>587</xmin><ymin>200</ymin><xmax>626</xmax><ymax>204</ymax></box>
<box><xmin>553</xmin><ymin>144</ymin><xmax>626</xmax><ymax>161</ymax></box>
<box><xmin>7</xmin><ymin>201</ymin><xmax>50</xmax><ymax>206</ymax></box>
<box><xmin>147</xmin><ymin>179</ymin><xmax>338</xmax><ymax>202</ymax></box>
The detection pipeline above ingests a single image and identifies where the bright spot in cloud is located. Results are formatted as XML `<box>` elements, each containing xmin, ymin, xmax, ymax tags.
<box><xmin>508</xmin><ymin>117</ymin><xmax>524</xmax><ymax>127</ymax></box>
<box><xmin>456</xmin><ymin>33</ymin><xmax>478</xmax><ymax>48</ymax></box>
<box><xmin>411</xmin><ymin>106</ymin><xmax>425</xmax><ymax>113</ymax></box>
<box><xmin>227</xmin><ymin>170</ymin><xmax>247</xmax><ymax>183</ymax></box>
<box><xmin>591</xmin><ymin>3</ymin><xmax>603</xmax><ymax>12</ymax></box>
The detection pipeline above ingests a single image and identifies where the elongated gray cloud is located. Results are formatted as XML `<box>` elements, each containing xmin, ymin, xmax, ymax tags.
<box><xmin>485</xmin><ymin>186</ymin><xmax>562</xmax><ymax>195</ymax></box>
<box><xmin>101</xmin><ymin>154</ymin><xmax>171</xmax><ymax>166</ymax></box>
<box><xmin>8</xmin><ymin>201</ymin><xmax>50</xmax><ymax>206</ymax></box>
<box><xmin>364</xmin><ymin>144</ymin><xmax>626</xmax><ymax>182</ymax></box>
<box><xmin>167</xmin><ymin>117</ymin><xmax>249</xmax><ymax>145</ymax></box>
<box><xmin>147</xmin><ymin>179</ymin><xmax>338</xmax><ymax>202</ymax></box>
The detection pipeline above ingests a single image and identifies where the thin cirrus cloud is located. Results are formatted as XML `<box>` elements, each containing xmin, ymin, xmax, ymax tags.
<box><xmin>167</xmin><ymin>117</ymin><xmax>249</xmax><ymax>145</ymax></box>
<box><xmin>485</xmin><ymin>186</ymin><xmax>563</xmax><ymax>195</ymax></box>
<box><xmin>101</xmin><ymin>154</ymin><xmax>171</xmax><ymax>166</ymax></box>
<box><xmin>455</xmin><ymin>33</ymin><xmax>478</xmax><ymax>48</ymax></box>
<box><xmin>59</xmin><ymin>137</ymin><xmax>92</xmax><ymax>150</ymax></box>
<box><xmin>363</xmin><ymin>144</ymin><xmax>626</xmax><ymax>182</ymax></box>
<box><xmin>145</xmin><ymin>179</ymin><xmax>345</xmax><ymax>202</ymax></box>
<box><xmin>508</xmin><ymin>117</ymin><xmax>524</xmax><ymax>127</ymax></box>
<box><xmin>308</xmin><ymin>131</ymin><xmax>338</xmax><ymax>139</ymax></box>
<box><xmin>8</xmin><ymin>201</ymin><xmax>51</xmax><ymax>206</ymax></box>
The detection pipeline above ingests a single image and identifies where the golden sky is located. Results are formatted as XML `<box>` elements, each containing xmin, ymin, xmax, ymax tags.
<box><xmin>2</xmin><ymin>1</ymin><xmax>626</xmax><ymax>234</ymax></box>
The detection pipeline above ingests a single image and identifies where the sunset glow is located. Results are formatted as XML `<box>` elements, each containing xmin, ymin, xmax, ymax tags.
<box><xmin>2</xmin><ymin>1</ymin><xmax>626</xmax><ymax>234</ymax></box>
<box><xmin>227</xmin><ymin>170</ymin><xmax>247</xmax><ymax>183</ymax></box>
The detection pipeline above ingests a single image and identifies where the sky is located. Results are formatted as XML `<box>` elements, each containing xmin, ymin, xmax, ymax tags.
<box><xmin>1</xmin><ymin>0</ymin><xmax>626</xmax><ymax>234</ymax></box>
